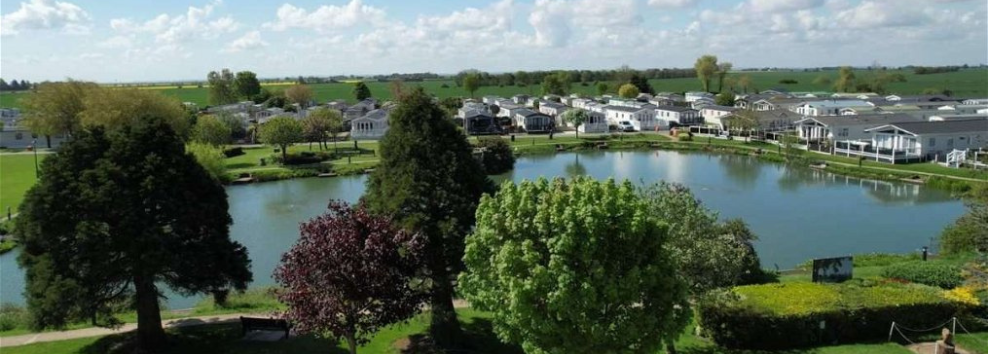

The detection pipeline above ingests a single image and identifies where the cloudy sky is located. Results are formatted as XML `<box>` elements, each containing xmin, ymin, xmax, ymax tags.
<box><xmin>1</xmin><ymin>0</ymin><xmax>986</xmax><ymax>83</ymax></box>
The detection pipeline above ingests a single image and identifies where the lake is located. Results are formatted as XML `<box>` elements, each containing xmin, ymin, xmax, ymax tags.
<box><xmin>0</xmin><ymin>150</ymin><xmax>967</xmax><ymax>310</ymax></box>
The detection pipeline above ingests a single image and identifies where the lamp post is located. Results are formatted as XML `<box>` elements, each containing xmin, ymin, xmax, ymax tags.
<box><xmin>32</xmin><ymin>139</ymin><xmax>39</xmax><ymax>179</ymax></box>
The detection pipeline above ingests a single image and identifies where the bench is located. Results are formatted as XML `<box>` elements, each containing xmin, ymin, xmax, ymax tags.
<box><xmin>240</xmin><ymin>316</ymin><xmax>290</xmax><ymax>340</ymax></box>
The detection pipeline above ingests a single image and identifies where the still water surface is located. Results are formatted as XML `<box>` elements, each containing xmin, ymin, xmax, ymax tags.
<box><xmin>0</xmin><ymin>150</ymin><xmax>966</xmax><ymax>309</ymax></box>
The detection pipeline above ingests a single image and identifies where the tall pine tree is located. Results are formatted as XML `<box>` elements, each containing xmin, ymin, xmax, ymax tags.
<box><xmin>362</xmin><ymin>88</ymin><xmax>494</xmax><ymax>348</ymax></box>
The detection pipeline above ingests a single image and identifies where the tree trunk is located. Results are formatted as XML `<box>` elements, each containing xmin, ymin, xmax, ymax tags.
<box><xmin>281</xmin><ymin>145</ymin><xmax>288</xmax><ymax>164</ymax></box>
<box><xmin>429</xmin><ymin>258</ymin><xmax>461</xmax><ymax>349</ymax></box>
<box><xmin>346</xmin><ymin>334</ymin><xmax>358</xmax><ymax>354</ymax></box>
<box><xmin>575</xmin><ymin>126</ymin><xmax>579</xmax><ymax>139</ymax></box>
<box><xmin>666</xmin><ymin>342</ymin><xmax>677</xmax><ymax>354</ymax></box>
<box><xmin>45</xmin><ymin>135</ymin><xmax>51</xmax><ymax>148</ymax></box>
<box><xmin>134</xmin><ymin>276</ymin><xmax>166</xmax><ymax>351</ymax></box>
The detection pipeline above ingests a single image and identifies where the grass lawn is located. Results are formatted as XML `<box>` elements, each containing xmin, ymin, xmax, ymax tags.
<box><xmin>3</xmin><ymin>308</ymin><xmax>921</xmax><ymax>354</ymax></box>
<box><xmin>957</xmin><ymin>332</ymin><xmax>988</xmax><ymax>354</ymax></box>
<box><xmin>4</xmin><ymin>69</ymin><xmax>986</xmax><ymax>109</ymax></box>
<box><xmin>0</xmin><ymin>153</ymin><xmax>44</xmax><ymax>213</ymax></box>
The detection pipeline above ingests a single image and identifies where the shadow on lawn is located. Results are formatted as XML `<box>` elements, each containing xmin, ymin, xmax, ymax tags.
<box><xmin>79</xmin><ymin>323</ymin><xmax>348</xmax><ymax>354</ymax></box>
<box><xmin>399</xmin><ymin>319</ymin><xmax>524</xmax><ymax>354</ymax></box>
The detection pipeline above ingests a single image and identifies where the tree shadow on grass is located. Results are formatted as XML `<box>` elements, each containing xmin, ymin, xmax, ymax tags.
<box><xmin>399</xmin><ymin>319</ymin><xmax>524</xmax><ymax>354</ymax></box>
<box><xmin>80</xmin><ymin>323</ymin><xmax>347</xmax><ymax>354</ymax></box>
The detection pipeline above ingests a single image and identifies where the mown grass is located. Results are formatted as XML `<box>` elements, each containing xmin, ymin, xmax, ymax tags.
<box><xmin>0</xmin><ymin>153</ymin><xmax>45</xmax><ymax>213</ymax></box>
<box><xmin>3</xmin><ymin>68</ymin><xmax>985</xmax><ymax>109</ymax></box>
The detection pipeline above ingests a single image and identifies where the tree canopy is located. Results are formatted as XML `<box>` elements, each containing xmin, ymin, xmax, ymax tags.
<box><xmin>259</xmin><ymin>116</ymin><xmax>303</xmax><ymax>163</ymax></box>
<box><xmin>275</xmin><ymin>201</ymin><xmax>427</xmax><ymax>354</ymax></box>
<box><xmin>460</xmin><ymin>177</ymin><xmax>690</xmax><ymax>354</ymax></box>
<box><xmin>192</xmin><ymin>114</ymin><xmax>232</xmax><ymax>147</ymax></box>
<box><xmin>207</xmin><ymin>69</ymin><xmax>238</xmax><ymax>105</ymax></box>
<box><xmin>79</xmin><ymin>88</ymin><xmax>190</xmax><ymax>137</ymax></box>
<box><xmin>694</xmin><ymin>55</ymin><xmax>719</xmax><ymax>93</ymax></box>
<box><xmin>285</xmin><ymin>84</ymin><xmax>314</xmax><ymax>108</ymax></box>
<box><xmin>234</xmin><ymin>71</ymin><xmax>262</xmax><ymax>100</ymax></box>
<box><xmin>561</xmin><ymin>109</ymin><xmax>589</xmax><ymax>138</ymax></box>
<box><xmin>541</xmin><ymin>72</ymin><xmax>570</xmax><ymax>96</ymax></box>
<box><xmin>16</xmin><ymin>117</ymin><xmax>251</xmax><ymax>350</ymax></box>
<box><xmin>353</xmin><ymin>82</ymin><xmax>372</xmax><ymax>101</ymax></box>
<box><xmin>463</xmin><ymin>73</ymin><xmax>481</xmax><ymax>98</ymax></box>
<box><xmin>940</xmin><ymin>184</ymin><xmax>988</xmax><ymax>255</ymax></box>
<box><xmin>301</xmin><ymin>108</ymin><xmax>339</xmax><ymax>150</ymax></box>
<box><xmin>362</xmin><ymin>88</ymin><xmax>494</xmax><ymax>348</ymax></box>
<box><xmin>22</xmin><ymin>80</ymin><xmax>99</xmax><ymax>147</ymax></box>
<box><xmin>641</xmin><ymin>182</ymin><xmax>765</xmax><ymax>294</ymax></box>
<box><xmin>618</xmin><ymin>83</ymin><xmax>640</xmax><ymax>99</ymax></box>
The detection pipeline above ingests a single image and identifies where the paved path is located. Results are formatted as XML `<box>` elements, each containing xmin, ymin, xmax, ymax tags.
<box><xmin>0</xmin><ymin>300</ymin><xmax>471</xmax><ymax>348</ymax></box>
<box><xmin>0</xmin><ymin>313</ymin><xmax>253</xmax><ymax>348</ymax></box>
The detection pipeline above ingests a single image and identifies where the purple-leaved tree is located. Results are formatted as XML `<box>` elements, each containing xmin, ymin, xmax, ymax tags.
<box><xmin>275</xmin><ymin>201</ymin><xmax>427</xmax><ymax>354</ymax></box>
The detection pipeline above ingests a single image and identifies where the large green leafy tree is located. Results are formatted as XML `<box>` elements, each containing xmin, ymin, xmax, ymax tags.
<box><xmin>259</xmin><ymin>116</ymin><xmax>304</xmax><ymax>163</ymax></box>
<box><xmin>234</xmin><ymin>71</ymin><xmax>262</xmax><ymax>100</ymax></box>
<box><xmin>362</xmin><ymin>88</ymin><xmax>494</xmax><ymax>348</ymax></box>
<box><xmin>694</xmin><ymin>55</ymin><xmax>718</xmax><ymax>93</ymax></box>
<box><xmin>16</xmin><ymin>117</ymin><xmax>252</xmax><ymax>351</ymax></box>
<box><xmin>207</xmin><ymin>69</ymin><xmax>238</xmax><ymax>105</ymax></box>
<box><xmin>460</xmin><ymin>177</ymin><xmax>690</xmax><ymax>354</ymax></box>
<box><xmin>541</xmin><ymin>72</ymin><xmax>570</xmax><ymax>96</ymax></box>
<box><xmin>353</xmin><ymin>82</ymin><xmax>372</xmax><ymax>101</ymax></box>
<box><xmin>642</xmin><ymin>182</ymin><xmax>764</xmax><ymax>294</ymax></box>
<box><xmin>192</xmin><ymin>114</ymin><xmax>233</xmax><ymax>147</ymax></box>
<box><xmin>22</xmin><ymin>80</ymin><xmax>99</xmax><ymax>147</ymax></box>
<box><xmin>463</xmin><ymin>73</ymin><xmax>481</xmax><ymax>98</ymax></box>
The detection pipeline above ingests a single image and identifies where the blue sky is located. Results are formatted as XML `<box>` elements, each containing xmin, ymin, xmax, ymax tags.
<box><xmin>1</xmin><ymin>0</ymin><xmax>986</xmax><ymax>83</ymax></box>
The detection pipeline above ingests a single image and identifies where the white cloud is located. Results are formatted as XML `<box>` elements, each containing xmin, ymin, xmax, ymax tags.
<box><xmin>834</xmin><ymin>1</ymin><xmax>929</xmax><ymax>28</ymax></box>
<box><xmin>529</xmin><ymin>0</ymin><xmax>640</xmax><ymax>48</ymax></box>
<box><xmin>97</xmin><ymin>35</ymin><xmax>133</xmax><ymax>49</ymax></box>
<box><xmin>0</xmin><ymin>0</ymin><xmax>90</xmax><ymax>36</ymax></box>
<box><xmin>746</xmin><ymin>0</ymin><xmax>824</xmax><ymax>13</ymax></box>
<box><xmin>263</xmin><ymin>0</ymin><xmax>386</xmax><ymax>32</ymax></box>
<box><xmin>648</xmin><ymin>0</ymin><xmax>700</xmax><ymax>9</ymax></box>
<box><xmin>223</xmin><ymin>31</ymin><xmax>268</xmax><ymax>53</ymax></box>
<box><xmin>109</xmin><ymin>1</ymin><xmax>239</xmax><ymax>43</ymax></box>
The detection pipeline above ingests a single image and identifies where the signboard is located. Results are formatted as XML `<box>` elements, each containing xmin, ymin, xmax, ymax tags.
<box><xmin>812</xmin><ymin>256</ymin><xmax>853</xmax><ymax>283</ymax></box>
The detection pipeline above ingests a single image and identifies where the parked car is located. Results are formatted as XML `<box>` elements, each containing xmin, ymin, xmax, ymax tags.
<box><xmin>618</xmin><ymin>121</ymin><xmax>636</xmax><ymax>132</ymax></box>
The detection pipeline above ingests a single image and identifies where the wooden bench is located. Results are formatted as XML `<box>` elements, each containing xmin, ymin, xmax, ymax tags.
<box><xmin>240</xmin><ymin>316</ymin><xmax>290</xmax><ymax>340</ymax></box>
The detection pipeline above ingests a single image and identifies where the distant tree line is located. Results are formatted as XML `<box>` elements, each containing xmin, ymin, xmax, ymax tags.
<box><xmin>912</xmin><ymin>66</ymin><xmax>964</xmax><ymax>75</ymax></box>
<box><xmin>452</xmin><ymin>67</ymin><xmax>696</xmax><ymax>89</ymax></box>
<box><xmin>0</xmin><ymin>79</ymin><xmax>34</xmax><ymax>92</ymax></box>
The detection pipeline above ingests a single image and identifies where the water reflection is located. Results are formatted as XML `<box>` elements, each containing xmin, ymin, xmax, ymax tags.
<box><xmin>718</xmin><ymin>154</ymin><xmax>762</xmax><ymax>189</ymax></box>
<box><xmin>0</xmin><ymin>150</ymin><xmax>967</xmax><ymax>309</ymax></box>
<box><xmin>564</xmin><ymin>155</ymin><xmax>587</xmax><ymax>177</ymax></box>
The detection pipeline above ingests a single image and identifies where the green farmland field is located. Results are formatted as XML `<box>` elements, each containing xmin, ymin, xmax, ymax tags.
<box><xmin>2</xmin><ymin>68</ymin><xmax>986</xmax><ymax>110</ymax></box>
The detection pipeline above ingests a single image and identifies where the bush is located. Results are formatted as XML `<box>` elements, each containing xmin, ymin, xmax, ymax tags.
<box><xmin>474</xmin><ymin>137</ymin><xmax>515</xmax><ymax>175</ymax></box>
<box><xmin>882</xmin><ymin>261</ymin><xmax>963</xmax><ymax>289</ymax></box>
<box><xmin>222</xmin><ymin>147</ymin><xmax>245</xmax><ymax>158</ymax></box>
<box><xmin>0</xmin><ymin>304</ymin><xmax>29</xmax><ymax>332</ymax></box>
<box><xmin>698</xmin><ymin>282</ymin><xmax>972</xmax><ymax>350</ymax></box>
<box><xmin>779</xmin><ymin>79</ymin><xmax>799</xmax><ymax>84</ymax></box>
<box><xmin>186</xmin><ymin>143</ymin><xmax>227</xmax><ymax>181</ymax></box>
<box><xmin>273</xmin><ymin>151</ymin><xmax>336</xmax><ymax>165</ymax></box>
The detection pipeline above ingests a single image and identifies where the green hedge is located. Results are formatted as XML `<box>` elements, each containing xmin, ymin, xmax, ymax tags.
<box><xmin>881</xmin><ymin>261</ymin><xmax>963</xmax><ymax>289</ymax></box>
<box><xmin>698</xmin><ymin>283</ymin><xmax>971</xmax><ymax>350</ymax></box>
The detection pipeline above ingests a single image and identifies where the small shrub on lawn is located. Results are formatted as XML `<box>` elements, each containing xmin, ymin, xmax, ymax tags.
<box><xmin>0</xmin><ymin>304</ymin><xmax>30</xmax><ymax>332</ymax></box>
<box><xmin>882</xmin><ymin>261</ymin><xmax>963</xmax><ymax>289</ymax></box>
<box><xmin>272</xmin><ymin>151</ymin><xmax>336</xmax><ymax>165</ymax></box>
<box><xmin>222</xmin><ymin>147</ymin><xmax>245</xmax><ymax>158</ymax></box>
